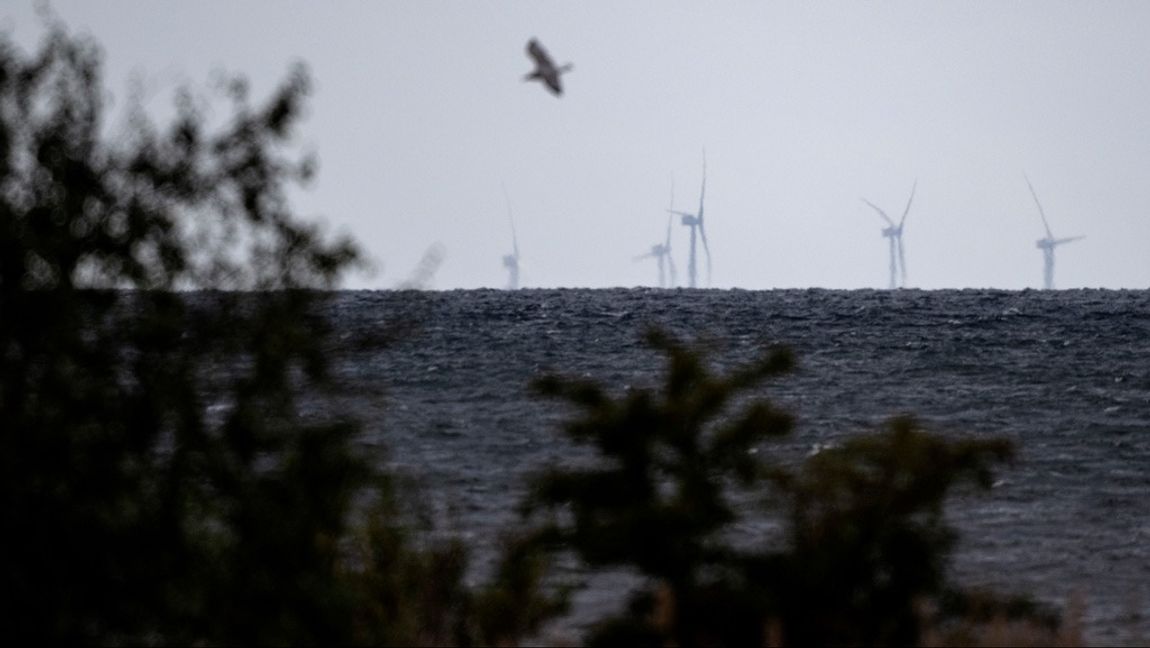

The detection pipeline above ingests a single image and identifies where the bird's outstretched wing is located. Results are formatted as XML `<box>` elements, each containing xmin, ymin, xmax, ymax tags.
<box><xmin>527</xmin><ymin>39</ymin><xmax>554</xmax><ymax>69</ymax></box>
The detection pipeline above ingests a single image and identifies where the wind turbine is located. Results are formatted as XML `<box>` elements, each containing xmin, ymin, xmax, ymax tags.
<box><xmin>861</xmin><ymin>180</ymin><xmax>916</xmax><ymax>289</ymax></box>
<box><xmin>635</xmin><ymin>179</ymin><xmax>678</xmax><ymax>287</ymax></box>
<box><xmin>668</xmin><ymin>154</ymin><xmax>710</xmax><ymax>288</ymax></box>
<box><xmin>1026</xmin><ymin>176</ymin><xmax>1084</xmax><ymax>290</ymax></box>
<box><xmin>523</xmin><ymin>38</ymin><xmax>573</xmax><ymax>96</ymax></box>
<box><xmin>501</xmin><ymin>185</ymin><xmax>521</xmax><ymax>289</ymax></box>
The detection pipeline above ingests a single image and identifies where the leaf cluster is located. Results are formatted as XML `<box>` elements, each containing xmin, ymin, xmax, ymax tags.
<box><xmin>529</xmin><ymin>330</ymin><xmax>794</xmax><ymax>576</ymax></box>
<box><xmin>771</xmin><ymin>417</ymin><xmax>1017</xmax><ymax>646</ymax></box>
<box><xmin>0</xmin><ymin>23</ymin><xmax>536</xmax><ymax>646</ymax></box>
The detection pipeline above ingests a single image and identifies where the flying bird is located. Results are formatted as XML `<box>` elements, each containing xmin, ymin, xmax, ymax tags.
<box><xmin>524</xmin><ymin>38</ymin><xmax>573</xmax><ymax>96</ymax></box>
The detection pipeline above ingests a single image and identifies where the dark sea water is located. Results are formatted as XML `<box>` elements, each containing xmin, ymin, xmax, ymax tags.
<box><xmin>319</xmin><ymin>288</ymin><xmax>1150</xmax><ymax>644</ymax></box>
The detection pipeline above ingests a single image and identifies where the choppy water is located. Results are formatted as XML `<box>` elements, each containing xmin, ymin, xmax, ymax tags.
<box><xmin>318</xmin><ymin>288</ymin><xmax>1150</xmax><ymax>644</ymax></box>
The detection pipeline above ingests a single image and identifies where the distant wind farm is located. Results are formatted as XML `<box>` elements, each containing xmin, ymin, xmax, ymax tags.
<box><xmin>495</xmin><ymin>171</ymin><xmax>1093</xmax><ymax>292</ymax></box>
<box><xmin>490</xmin><ymin>36</ymin><xmax>1100</xmax><ymax>292</ymax></box>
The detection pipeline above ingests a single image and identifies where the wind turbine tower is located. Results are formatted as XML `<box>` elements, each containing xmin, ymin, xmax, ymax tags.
<box><xmin>635</xmin><ymin>179</ymin><xmax>678</xmax><ymax>287</ymax></box>
<box><xmin>861</xmin><ymin>180</ymin><xmax>917</xmax><ymax>289</ymax></box>
<box><xmin>668</xmin><ymin>154</ymin><xmax>711</xmax><ymax>288</ymax></box>
<box><xmin>1026</xmin><ymin>176</ymin><xmax>1084</xmax><ymax>290</ymax></box>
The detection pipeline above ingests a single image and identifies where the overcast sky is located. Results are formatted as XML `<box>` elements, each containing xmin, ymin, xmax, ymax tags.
<box><xmin>6</xmin><ymin>2</ymin><xmax>1150</xmax><ymax>290</ymax></box>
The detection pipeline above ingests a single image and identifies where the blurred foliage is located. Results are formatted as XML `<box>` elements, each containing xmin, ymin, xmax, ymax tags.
<box><xmin>0</xmin><ymin>21</ymin><xmax>555</xmax><ymax>645</ymax></box>
<box><xmin>771</xmin><ymin>417</ymin><xmax>1024</xmax><ymax>646</ymax></box>
<box><xmin>527</xmin><ymin>329</ymin><xmax>1063</xmax><ymax>646</ymax></box>
<box><xmin>527</xmin><ymin>329</ymin><xmax>797</xmax><ymax>645</ymax></box>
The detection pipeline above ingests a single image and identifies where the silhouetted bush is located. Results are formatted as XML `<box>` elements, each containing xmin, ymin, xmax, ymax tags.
<box><xmin>526</xmin><ymin>329</ymin><xmax>795</xmax><ymax>645</ymax></box>
<box><xmin>527</xmin><ymin>329</ymin><xmax>1062</xmax><ymax>646</ymax></box>
<box><xmin>770</xmin><ymin>417</ymin><xmax>1020</xmax><ymax>645</ymax></box>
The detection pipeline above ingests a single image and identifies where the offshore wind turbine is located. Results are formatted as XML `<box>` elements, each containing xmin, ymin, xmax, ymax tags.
<box><xmin>861</xmin><ymin>180</ymin><xmax>917</xmax><ymax>289</ymax></box>
<box><xmin>634</xmin><ymin>179</ymin><xmax>678</xmax><ymax>287</ymax></box>
<box><xmin>668</xmin><ymin>154</ymin><xmax>710</xmax><ymax>288</ymax></box>
<box><xmin>501</xmin><ymin>185</ymin><xmax>521</xmax><ymax>289</ymax></box>
<box><xmin>1026</xmin><ymin>176</ymin><xmax>1084</xmax><ymax>290</ymax></box>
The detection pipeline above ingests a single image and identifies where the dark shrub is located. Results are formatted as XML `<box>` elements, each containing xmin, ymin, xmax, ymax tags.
<box><xmin>527</xmin><ymin>329</ymin><xmax>1055</xmax><ymax>646</ymax></box>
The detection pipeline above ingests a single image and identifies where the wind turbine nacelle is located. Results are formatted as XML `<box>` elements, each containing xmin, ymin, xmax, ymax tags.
<box><xmin>1036</xmin><ymin>239</ymin><xmax>1053</xmax><ymax>250</ymax></box>
<box><xmin>681</xmin><ymin>215</ymin><xmax>698</xmax><ymax>226</ymax></box>
<box><xmin>503</xmin><ymin>255</ymin><xmax>518</xmax><ymax>268</ymax></box>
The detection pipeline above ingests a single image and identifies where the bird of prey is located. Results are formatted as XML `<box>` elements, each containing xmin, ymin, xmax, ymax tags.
<box><xmin>524</xmin><ymin>38</ymin><xmax>573</xmax><ymax>96</ymax></box>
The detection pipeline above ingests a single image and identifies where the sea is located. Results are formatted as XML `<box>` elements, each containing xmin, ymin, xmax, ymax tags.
<box><xmin>316</xmin><ymin>288</ymin><xmax>1150</xmax><ymax>644</ymax></box>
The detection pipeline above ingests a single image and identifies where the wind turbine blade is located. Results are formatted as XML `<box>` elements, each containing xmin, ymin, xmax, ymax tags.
<box><xmin>1025</xmin><ymin>174</ymin><xmax>1054</xmax><ymax>239</ymax></box>
<box><xmin>634</xmin><ymin>252</ymin><xmax>655</xmax><ymax>262</ymax></box>
<box><xmin>861</xmin><ymin>198</ymin><xmax>894</xmax><ymax>225</ymax></box>
<box><xmin>697</xmin><ymin>152</ymin><xmax>707</xmax><ymax>227</ymax></box>
<box><xmin>502</xmin><ymin>182</ymin><xmax>519</xmax><ymax>258</ymax></box>
<box><xmin>668</xmin><ymin>209</ymin><xmax>694</xmax><ymax>218</ymax></box>
<box><xmin>899</xmin><ymin>179</ymin><xmax>917</xmax><ymax>227</ymax></box>
<box><xmin>1053</xmin><ymin>236</ymin><xmax>1085</xmax><ymax>246</ymax></box>
<box><xmin>664</xmin><ymin>213</ymin><xmax>673</xmax><ymax>248</ymax></box>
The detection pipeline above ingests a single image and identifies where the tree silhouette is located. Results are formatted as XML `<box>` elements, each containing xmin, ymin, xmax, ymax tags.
<box><xmin>526</xmin><ymin>330</ymin><xmax>1059</xmax><ymax>646</ymax></box>
<box><xmin>770</xmin><ymin>417</ymin><xmax>1018</xmax><ymax>645</ymax></box>
<box><xmin>527</xmin><ymin>329</ymin><xmax>797</xmax><ymax>645</ymax></box>
<box><xmin>0</xmin><ymin>22</ymin><xmax>554</xmax><ymax>645</ymax></box>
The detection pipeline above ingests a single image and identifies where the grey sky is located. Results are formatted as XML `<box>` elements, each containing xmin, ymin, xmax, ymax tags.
<box><xmin>7</xmin><ymin>2</ymin><xmax>1150</xmax><ymax>290</ymax></box>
